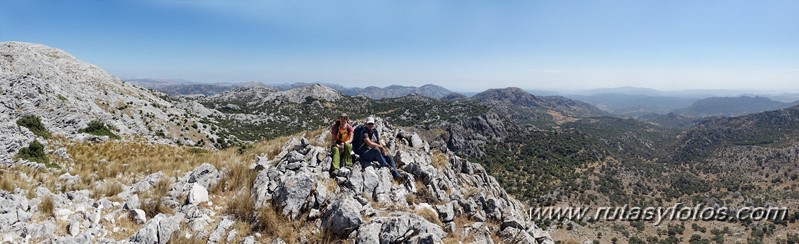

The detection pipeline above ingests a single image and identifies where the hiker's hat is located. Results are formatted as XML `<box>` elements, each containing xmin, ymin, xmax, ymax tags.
<box><xmin>366</xmin><ymin>117</ymin><xmax>375</xmax><ymax>125</ymax></box>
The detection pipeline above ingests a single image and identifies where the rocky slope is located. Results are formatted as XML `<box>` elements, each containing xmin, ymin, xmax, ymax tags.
<box><xmin>203</xmin><ymin>84</ymin><xmax>342</xmax><ymax>106</ymax></box>
<box><xmin>675</xmin><ymin>96</ymin><xmax>799</xmax><ymax>118</ymax></box>
<box><xmin>470</xmin><ymin>88</ymin><xmax>607</xmax><ymax>124</ymax></box>
<box><xmin>673</xmin><ymin>105</ymin><xmax>799</xmax><ymax>162</ymax></box>
<box><xmin>0</xmin><ymin>42</ymin><xmax>218</xmax><ymax>162</ymax></box>
<box><xmin>342</xmin><ymin>84</ymin><xmax>454</xmax><ymax>99</ymax></box>
<box><xmin>0</xmin><ymin>117</ymin><xmax>554</xmax><ymax>243</ymax></box>
<box><xmin>126</xmin><ymin>79</ymin><xmax>240</xmax><ymax>96</ymax></box>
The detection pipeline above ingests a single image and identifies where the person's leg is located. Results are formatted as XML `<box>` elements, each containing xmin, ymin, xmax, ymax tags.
<box><xmin>343</xmin><ymin>143</ymin><xmax>353</xmax><ymax>166</ymax></box>
<box><xmin>382</xmin><ymin>153</ymin><xmax>400</xmax><ymax>178</ymax></box>
<box><xmin>331</xmin><ymin>145</ymin><xmax>341</xmax><ymax>170</ymax></box>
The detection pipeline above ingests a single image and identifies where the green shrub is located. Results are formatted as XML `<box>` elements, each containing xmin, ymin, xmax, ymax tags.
<box><xmin>16</xmin><ymin>115</ymin><xmax>51</xmax><ymax>139</ymax></box>
<box><xmin>79</xmin><ymin>120</ymin><xmax>120</xmax><ymax>139</ymax></box>
<box><xmin>16</xmin><ymin>140</ymin><xmax>53</xmax><ymax>167</ymax></box>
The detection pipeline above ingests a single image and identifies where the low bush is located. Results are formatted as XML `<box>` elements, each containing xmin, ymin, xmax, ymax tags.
<box><xmin>16</xmin><ymin>115</ymin><xmax>51</xmax><ymax>139</ymax></box>
<box><xmin>16</xmin><ymin>140</ymin><xmax>51</xmax><ymax>166</ymax></box>
<box><xmin>79</xmin><ymin>120</ymin><xmax>120</xmax><ymax>139</ymax></box>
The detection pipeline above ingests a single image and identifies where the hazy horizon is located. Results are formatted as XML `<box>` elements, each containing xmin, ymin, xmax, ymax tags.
<box><xmin>2</xmin><ymin>0</ymin><xmax>797</xmax><ymax>92</ymax></box>
<box><xmin>123</xmin><ymin>78</ymin><xmax>799</xmax><ymax>96</ymax></box>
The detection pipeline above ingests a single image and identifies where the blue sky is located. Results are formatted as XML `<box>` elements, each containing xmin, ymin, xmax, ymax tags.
<box><xmin>1</xmin><ymin>0</ymin><xmax>797</xmax><ymax>92</ymax></box>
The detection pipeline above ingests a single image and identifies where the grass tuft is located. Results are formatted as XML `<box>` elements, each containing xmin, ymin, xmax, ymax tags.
<box><xmin>141</xmin><ymin>177</ymin><xmax>174</xmax><ymax>218</ymax></box>
<box><xmin>416</xmin><ymin>207</ymin><xmax>442</xmax><ymax>226</ymax></box>
<box><xmin>431</xmin><ymin>150</ymin><xmax>448</xmax><ymax>169</ymax></box>
<box><xmin>40</xmin><ymin>195</ymin><xmax>55</xmax><ymax>218</ymax></box>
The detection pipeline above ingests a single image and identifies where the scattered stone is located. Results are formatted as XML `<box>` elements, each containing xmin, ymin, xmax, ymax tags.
<box><xmin>184</xmin><ymin>163</ymin><xmax>220</xmax><ymax>189</ymax></box>
<box><xmin>187</xmin><ymin>183</ymin><xmax>209</xmax><ymax>205</ymax></box>
<box><xmin>68</xmin><ymin>220</ymin><xmax>80</xmax><ymax>236</ymax></box>
<box><xmin>124</xmin><ymin>194</ymin><xmax>140</xmax><ymax>210</ymax></box>
<box><xmin>130</xmin><ymin>209</ymin><xmax>146</xmax><ymax>224</ymax></box>
<box><xmin>55</xmin><ymin>208</ymin><xmax>73</xmax><ymax>222</ymax></box>
<box><xmin>240</xmin><ymin>236</ymin><xmax>255</xmax><ymax>244</ymax></box>
<box><xmin>308</xmin><ymin>209</ymin><xmax>321</xmax><ymax>220</ymax></box>
<box><xmin>208</xmin><ymin>217</ymin><xmax>235</xmax><ymax>243</ymax></box>
<box><xmin>410</xmin><ymin>133</ymin><xmax>424</xmax><ymax>149</ymax></box>
<box><xmin>436</xmin><ymin>202</ymin><xmax>455</xmax><ymax>223</ymax></box>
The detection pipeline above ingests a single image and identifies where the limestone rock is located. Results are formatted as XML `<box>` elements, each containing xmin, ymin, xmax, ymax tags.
<box><xmin>187</xmin><ymin>183</ymin><xmax>209</xmax><ymax>205</ymax></box>
<box><xmin>321</xmin><ymin>197</ymin><xmax>362</xmax><ymax>239</ymax></box>
<box><xmin>130</xmin><ymin>209</ymin><xmax>147</xmax><ymax>225</ymax></box>
<box><xmin>274</xmin><ymin>170</ymin><xmax>315</xmax><ymax>219</ymax></box>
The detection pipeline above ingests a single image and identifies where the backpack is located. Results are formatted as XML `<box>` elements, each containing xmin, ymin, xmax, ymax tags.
<box><xmin>352</xmin><ymin>124</ymin><xmax>378</xmax><ymax>154</ymax></box>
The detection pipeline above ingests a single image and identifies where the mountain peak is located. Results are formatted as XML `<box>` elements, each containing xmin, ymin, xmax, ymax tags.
<box><xmin>471</xmin><ymin>87</ymin><xmax>538</xmax><ymax>106</ymax></box>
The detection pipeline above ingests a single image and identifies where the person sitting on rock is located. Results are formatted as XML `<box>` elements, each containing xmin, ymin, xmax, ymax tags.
<box><xmin>353</xmin><ymin>116</ymin><xmax>401</xmax><ymax>178</ymax></box>
<box><xmin>330</xmin><ymin>113</ymin><xmax>354</xmax><ymax>172</ymax></box>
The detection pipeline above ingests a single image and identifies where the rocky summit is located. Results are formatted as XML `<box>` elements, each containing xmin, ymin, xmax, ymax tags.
<box><xmin>0</xmin><ymin>116</ymin><xmax>554</xmax><ymax>243</ymax></box>
<box><xmin>0</xmin><ymin>42</ymin><xmax>555</xmax><ymax>243</ymax></box>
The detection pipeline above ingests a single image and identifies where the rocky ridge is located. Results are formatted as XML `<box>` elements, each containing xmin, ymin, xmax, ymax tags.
<box><xmin>342</xmin><ymin>84</ymin><xmax>454</xmax><ymax>99</ymax></box>
<box><xmin>203</xmin><ymin>84</ymin><xmax>341</xmax><ymax>107</ymax></box>
<box><xmin>0</xmin><ymin>42</ymin><xmax>219</xmax><ymax>162</ymax></box>
<box><xmin>0</xmin><ymin>117</ymin><xmax>554</xmax><ymax>243</ymax></box>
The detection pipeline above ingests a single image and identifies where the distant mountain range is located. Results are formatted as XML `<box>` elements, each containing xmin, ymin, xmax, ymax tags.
<box><xmin>674</xmin><ymin>96</ymin><xmax>799</xmax><ymax>118</ymax></box>
<box><xmin>126</xmin><ymin>79</ymin><xmax>454</xmax><ymax>99</ymax></box>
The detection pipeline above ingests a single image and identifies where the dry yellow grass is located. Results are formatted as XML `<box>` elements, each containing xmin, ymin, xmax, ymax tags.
<box><xmin>212</xmin><ymin>157</ymin><xmax>258</xmax><ymax>195</ymax></box>
<box><xmin>432</xmin><ymin>150</ymin><xmax>448</xmax><ymax>169</ymax></box>
<box><xmin>304</xmin><ymin>128</ymin><xmax>328</xmax><ymax>148</ymax></box>
<box><xmin>39</xmin><ymin>195</ymin><xmax>55</xmax><ymax>218</ymax></box>
<box><xmin>106</xmin><ymin>211</ymin><xmax>140</xmax><ymax>240</ymax></box>
<box><xmin>91</xmin><ymin>180</ymin><xmax>124</xmax><ymax>199</ymax></box>
<box><xmin>141</xmin><ymin>177</ymin><xmax>175</xmax><ymax>218</ymax></box>
<box><xmin>168</xmin><ymin>223</ymin><xmax>208</xmax><ymax>244</ymax></box>
<box><xmin>416</xmin><ymin>207</ymin><xmax>443</xmax><ymax>226</ymax></box>
<box><xmin>6</xmin><ymin>131</ymin><xmax>328</xmax><ymax>242</ymax></box>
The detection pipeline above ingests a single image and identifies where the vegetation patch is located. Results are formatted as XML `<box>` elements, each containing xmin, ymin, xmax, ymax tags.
<box><xmin>79</xmin><ymin>120</ymin><xmax>121</xmax><ymax>139</ymax></box>
<box><xmin>15</xmin><ymin>140</ymin><xmax>55</xmax><ymax>167</ymax></box>
<box><xmin>16</xmin><ymin>115</ymin><xmax>51</xmax><ymax>139</ymax></box>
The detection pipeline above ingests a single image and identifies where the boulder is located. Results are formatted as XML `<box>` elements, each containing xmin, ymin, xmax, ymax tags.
<box><xmin>321</xmin><ymin>197</ymin><xmax>362</xmax><ymax>238</ymax></box>
<box><xmin>241</xmin><ymin>236</ymin><xmax>255</xmax><ymax>244</ymax></box>
<box><xmin>128</xmin><ymin>213</ymin><xmax>183</xmax><ymax>244</ymax></box>
<box><xmin>362</xmin><ymin>167</ymin><xmax>380</xmax><ymax>198</ymax></box>
<box><xmin>499</xmin><ymin>226</ymin><xmax>537</xmax><ymax>244</ymax></box>
<box><xmin>374</xmin><ymin>168</ymin><xmax>393</xmax><ymax>203</ymax></box>
<box><xmin>208</xmin><ymin>217</ymin><xmax>235</xmax><ymax>243</ymax></box>
<box><xmin>251</xmin><ymin>170</ymin><xmax>273</xmax><ymax>209</ymax></box>
<box><xmin>54</xmin><ymin>208</ymin><xmax>73</xmax><ymax>222</ymax></box>
<box><xmin>124</xmin><ymin>194</ymin><xmax>140</xmax><ymax>210</ymax></box>
<box><xmin>187</xmin><ymin>183</ymin><xmax>209</xmax><ymax>205</ymax></box>
<box><xmin>68</xmin><ymin>220</ymin><xmax>80</xmax><ymax>236</ymax></box>
<box><xmin>360</xmin><ymin>212</ymin><xmax>446</xmax><ymax>243</ymax></box>
<box><xmin>274</xmin><ymin>170</ymin><xmax>315</xmax><ymax>219</ymax></box>
<box><xmin>436</xmin><ymin>202</ymin><xmax>455</xmax><ymax>223</ymax></box>
<box><xmin>183</xmin><ymin>163</ymin><xmax>219</xmax><ymax>189</ymax></box>
<box><xmin>410</xmin><ymin>133</ymin><xmax>424</xmax><ymax>149</ymax></box>
<box><xmin>129</xmin><ymin>172</ymin><xmax>165</xmax><ymax>193</ymax></box>
<box><xmin>500</xmin><ymin>217</ymin><xmax>526</xmax><ymax>231</ymax></box>
<box><xmin>130</xmin><ymin>209</ymin><xmax>147</xmax><ymax>224</ymax></box>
